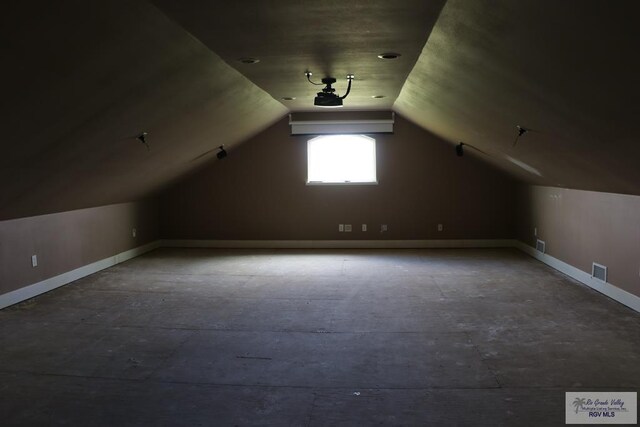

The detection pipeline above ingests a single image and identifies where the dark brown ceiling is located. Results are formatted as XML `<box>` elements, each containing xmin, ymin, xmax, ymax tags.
<box><xmin>0</xmin><ymin>0</ymin><xmax>286</xmax><ymax>220</ymax></box>
<box><xmin>1</xmin><ymin>0</ymin><xmax>638</xmax><ymax>221</ymax></box>
<box><xmin>395</xmin><ymin>0</ymin><xmax>640</xmax><ymax>194</ymax></box>
<box><xmin>152</xmin><ymin>0</ymin><xmax>446</xmax><ymax>111</ymax></box>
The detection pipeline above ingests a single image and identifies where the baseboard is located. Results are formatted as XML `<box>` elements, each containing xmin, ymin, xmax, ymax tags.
<box><xmin>0</xmin><ymin>238</ymin><xmax>511</xmax><ymax>309</ymax></box>
<box><xmin>514</xmin><ymin>241</ymin><xmax>640</xmax><ymax>313</ymax></box>
<box><xmin>3</xmin><ymin>238</ymin><xmax>637</xmax><ymax>314</ymax></box>
<box><xmin>0</xmin><ymin>241</ymin><xmax>161</xmax><ymax>310</ymax></box>
<box><xmin>160</xmin><ymin>239</ymin><xmax>517</xmax><ymax>249</ymax></box>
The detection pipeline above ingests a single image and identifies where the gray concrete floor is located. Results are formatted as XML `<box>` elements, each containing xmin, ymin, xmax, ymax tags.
<box><xmin>1</xmin><ymin>248</ymin><xmax>639</xmax><ymax>426</ymax></box>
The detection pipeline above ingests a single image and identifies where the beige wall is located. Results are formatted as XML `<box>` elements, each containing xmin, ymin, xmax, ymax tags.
<box><xmin>517</xmin><ymin>185</ymin><xmax>640</xmax><ymax>297</ymax></box>
<box><xmin>160</xmin><ymin>115</ymin><xmax>517</xmax><ymax>240</ymax></box>
<box><xmin>0</xmin><ymin>199</ymin><xmax>158</xmax><ymax>295</ymax></box>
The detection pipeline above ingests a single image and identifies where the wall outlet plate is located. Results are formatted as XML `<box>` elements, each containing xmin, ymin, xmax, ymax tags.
<box><xmin>31</xmin><ymin>255</ymin><xmax>38</xmax><ymax>267</ymax></box>
<box><xmin>362</xmin><ymin>224</ymin><xmax>367</xmax><ymax>232</ymax></box>
<box><xmin>132</xmin><ymin>228</ymin><xmax>137</xmax><ymax>238</ymax></box>
<box><xmin>345</xmin><ymin>224</ymin><xmax>352</xmax><ymax>232</ymax></box>
<box><xmin>437</xmin><ymin>224</ymin><xmax>443</xmax><ymax>232</ymax></box>
<box><xmin>381</xmin><ymin>224</ymin><xmax>388</xmax><ymax>232</ymax></box>
<box><xmin>338</xmin><ymin>224</ymin><xmax>344</xmax><ymax>232</ymax></box>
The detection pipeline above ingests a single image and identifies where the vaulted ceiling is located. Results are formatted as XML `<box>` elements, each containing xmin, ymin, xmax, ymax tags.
<box><xmin>152</xmin><ymin>0</ymin><xmax>446</xmax><ymax>111</ymax></box>
<box><xmin>395</xmin><ymin>0</ymin><xmax>640</xmax><ymax>193</ymax></box>
<box><xmin>0</xmin><ymin>0</ymin><xmax>286</xmax><ymax>220</ymax></box>
<box><xmin>1</xmin><ymin>0</ymin><xmax>638</xmax><ymax>220</ymax></box>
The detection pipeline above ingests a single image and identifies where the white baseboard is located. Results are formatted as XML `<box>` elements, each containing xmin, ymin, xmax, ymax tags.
<box><xmin>165</xmin><ymin>238</ymin><xmax>639</xmax><ymax>312</ymax></box>
<box><xmin>160</xmin><ymin>239</ymin><xmax>517</xmax><ymax>249</ymax></box>
<box><xmin>0</xmin><ymin>241</ymin><xmax>161</xmax><ymax>310</ymax></box>
<box><xmin>514</xmin><ymin>241</ymin><xmax>640</xmax><ymax>313</ymax></box>
<box><xmin>2</xmin><ymin>238</ymin><xmax>638</xmax><ymax>314</ymax></box>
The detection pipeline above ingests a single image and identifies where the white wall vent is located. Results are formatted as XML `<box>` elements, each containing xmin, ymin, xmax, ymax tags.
<box><xmin>592</xmin><ymin>262</ymin><xmax>608</xmax><ymax>283</ymax></box>
<box><xmin>535</xmin><ymin>239</ymin><xmax>546</xmax><ymax>254</ymax></box>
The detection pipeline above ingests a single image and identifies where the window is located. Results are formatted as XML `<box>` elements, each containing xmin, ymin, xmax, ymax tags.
<box><xmin>307</xmin><ymin>134</ymin><xmax>377</xmax><ymax>184</ymax></box>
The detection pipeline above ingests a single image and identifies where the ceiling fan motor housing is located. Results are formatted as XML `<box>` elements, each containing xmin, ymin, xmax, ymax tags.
<box><xmin>314</xmin><ymin>91</ymin><xmax>343</xmax><ymax>107</ymax></box>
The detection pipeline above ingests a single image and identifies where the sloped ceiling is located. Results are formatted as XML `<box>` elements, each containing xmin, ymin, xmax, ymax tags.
<box><xmin>2</xmin><ymin>0</ymin><xmax>638</xmax><ymax>221</ymax></box>
<box><xmin>152</xmin><ymin>0</ymin><xmax>446</xmax><ymax>111</ymax></box>
<box><xmin>395</xmin><ymin>0</ymin><xmax>640</xmax><ymax>195</ymax></box>
<box><xmin>0</xmin><ymin>0</ymin><xmax>287</xmax><ymax>220</ymax></box>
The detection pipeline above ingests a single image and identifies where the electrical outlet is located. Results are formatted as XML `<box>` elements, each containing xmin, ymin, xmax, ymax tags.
<box><xmin>437</xmin><ymin>224</ymin><xmax>443</xmax><ymax>232</ymax></box>
<box><xmin>132</xmin><ymin>228</ymin><xmax>137</xmax><ymax>238</ymax></box>
<box><xmin>31</xmin><ymin>255</ymin><xmax>38</xmax><ymax>267</ymax></box>
<box><xmin>339</xmin><ymin>224</ymin><xmax>344</xmax><ymax>232</ymax></box>
<box><xmin>362</xmin><ymin>224</ymin><xmax>367</xmax><ymax>232</ymax></box>
<box><xmin>534</xmin><ymin>227</ymin><xmax>537</xmax><ymax>236</ymax></box>
<box><xmin>345</xmin><ymin>224</ymin><xmax>352</xmax><ymax>232</ymax></box>
<box><xmin>381</xmin><ymin>224</ymin><xmax>388</xmax><ymax>232</ymax></box>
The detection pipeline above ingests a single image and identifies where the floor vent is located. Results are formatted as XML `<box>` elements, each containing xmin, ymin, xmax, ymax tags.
<box><xmin>535</xmin><ymin>239</ymin><xmax>546</xmax><ymax>254</ymax></box>
<box><xmin>592</xmin><ymin>263</ymin><xmax>608</xmax><ymax>283</ymax></box>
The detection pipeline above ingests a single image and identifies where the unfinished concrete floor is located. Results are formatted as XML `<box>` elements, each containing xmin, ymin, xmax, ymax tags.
<box><xmin>1</xmin><ymin>248</ymin><xmax>639</xmax><ymax>426</ymax></box>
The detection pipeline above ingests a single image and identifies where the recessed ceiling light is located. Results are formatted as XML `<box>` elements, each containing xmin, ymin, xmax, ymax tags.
<box><xmin>281</xmin><ymin>97</ymin><xmax>296</xmax><ymax>101</ymax></box>
<box><xmin>371</xmin><ymin>95</ymin><xmax>385</xmax><ymax>99</ymax></box>
<box><xmin>377</xmin><ymin>52</ymin><xmax>401</xmax><ymax>60</ymax></box>
<box><xmin>238</xmin><ymin>57</ymin><xmax>260</xmax><ymax>64</ymax></box>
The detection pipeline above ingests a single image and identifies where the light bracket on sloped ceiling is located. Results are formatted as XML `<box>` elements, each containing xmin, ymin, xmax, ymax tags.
<box><xmin>512</xmin><ymin>125</ymin><xmax>541</xmax><ymax>147</ymax></box>
<box><xmin>136</xmin><ymin>132</ymin><xmax>149</xmax><ymax>150</ymax></box>
<box><xmin>305</xmin><ymin>71</ymin><xmax>354</xmax><ymax>108</ymax></box>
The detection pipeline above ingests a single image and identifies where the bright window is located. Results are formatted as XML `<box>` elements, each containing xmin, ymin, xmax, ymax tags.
<box><xmin>307</xmin><ymin>135</ymin><xmax>377</xmax><ymax>184</ymax></box>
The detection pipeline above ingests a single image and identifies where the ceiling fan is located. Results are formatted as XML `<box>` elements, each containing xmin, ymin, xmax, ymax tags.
<box><xmin>305</xmin><ymin>71</ymin><xmax>354</xmax><ymax>108</ymax></box>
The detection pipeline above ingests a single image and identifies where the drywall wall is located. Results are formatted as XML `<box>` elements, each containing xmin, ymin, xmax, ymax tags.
<box><xmin>0</xmin><ymin>199</ymin><xmax>158</xmax><ymax>296</ymax></box>
<box><xmin>517</xmin><ymin>185</ymin><xmax>640</xmax><ymax>298</ymax></box>
<box><xmin>160</xmin><ymin>114</ymin><xmax>517</xmax><ymax>240</ymax></box>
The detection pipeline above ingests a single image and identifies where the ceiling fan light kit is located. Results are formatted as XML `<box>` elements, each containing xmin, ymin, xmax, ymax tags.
<box><xmin>306</xmin><ymin>72</ymin><xmax>355</xmax><ymax>108</ymax></box>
